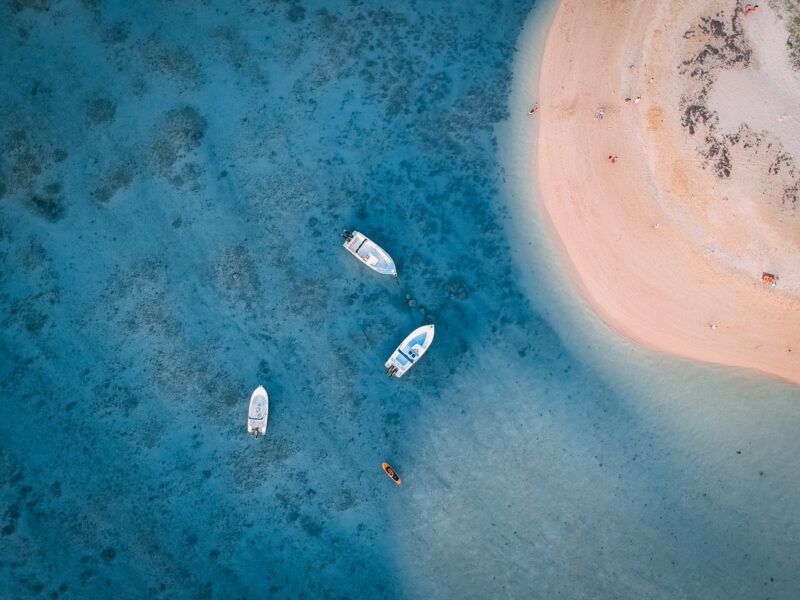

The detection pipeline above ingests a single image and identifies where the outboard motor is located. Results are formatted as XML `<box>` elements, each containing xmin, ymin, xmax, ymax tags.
<box><xmin>341</xmin><ymin>230</ymin><xmax>354</xmax><ymax>242</ymax></box>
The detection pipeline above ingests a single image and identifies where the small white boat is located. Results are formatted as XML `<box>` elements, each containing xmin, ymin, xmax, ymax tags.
<box><xmin>247</xmin><ymin>385</ymin><xmax>269</xmax><ymax>438</ymax></box>
<box><xmin>385</xmin><ymin>325</ymin><xmax>435</xmax><ymax>378</ymax></box>
<box><xmin>342</xmin><ymin>230</ymin><xmax>397</xmax><ymax>277</ymax></box>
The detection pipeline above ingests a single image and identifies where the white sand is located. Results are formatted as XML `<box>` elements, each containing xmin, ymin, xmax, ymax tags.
<box><xmin>536</xmin><ymin>0</ymin><xmax>800</xmax><ymax>384</ymax></box>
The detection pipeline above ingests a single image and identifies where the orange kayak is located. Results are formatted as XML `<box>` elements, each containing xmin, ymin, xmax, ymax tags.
<box><xmin>381</xmin><ymin>462</ymin><xmax>402</xmax><ymax>485</ymax></box>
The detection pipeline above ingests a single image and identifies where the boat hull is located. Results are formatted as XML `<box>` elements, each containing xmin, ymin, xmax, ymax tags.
<box><xmin>343</xmin><ymin>230</ymin><xmax>397</xmax><ymax>276</ymax></box>
<box><xmin>385</xmin><ymin>324</ymin><xmax>435</xmax><ymax>378</ymax></box>
<box><xmin>382</xmin><ymin>462</ymin><xmax>402</xmax><ymax>485</ymax></box>
<box><xmin>247</xmin><ymin>385</ymin><xmax>269</xmax><ymax>437</ymax></box>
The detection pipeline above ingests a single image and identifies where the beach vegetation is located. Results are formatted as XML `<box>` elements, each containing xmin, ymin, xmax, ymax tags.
<box><xmin>772</xmin><ymin>0</ymin><xmax>800</xmax><ymax>69</ymax></box>
<box><xmin>788</xmin><ymin>12</ymin><xmax>800</xmax><ymax>69</ymax></box>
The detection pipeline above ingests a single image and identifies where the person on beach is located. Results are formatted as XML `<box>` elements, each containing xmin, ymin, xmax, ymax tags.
<box><xmin>529</xmin><ymin>102</ymin><xmax>539</xmax><ymax>115</ymax></box>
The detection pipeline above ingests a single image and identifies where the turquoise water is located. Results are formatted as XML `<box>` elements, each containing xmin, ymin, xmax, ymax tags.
<box><xmin>1</xmin><ymin>0</ymin><xmax>800</xmax><ymax>598</ymax></box>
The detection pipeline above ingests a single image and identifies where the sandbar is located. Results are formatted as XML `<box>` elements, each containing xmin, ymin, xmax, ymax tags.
<box><xmin>536</xmin><ymin>0</ymin><xmax>800</xmax><ymax>384</ymax></box>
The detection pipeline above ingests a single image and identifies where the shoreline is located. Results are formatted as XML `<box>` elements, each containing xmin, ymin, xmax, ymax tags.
<box><xmin>532</xmin><ymin>0</ymin><xmax>800</xmax><ymax>385</ymax></box>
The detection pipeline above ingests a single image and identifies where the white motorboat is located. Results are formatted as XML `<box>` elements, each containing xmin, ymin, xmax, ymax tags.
<box><xmin>247</xmin><ymin>385</ymin><xmax>269</xmax><ymax>437</ymax></box>
<box><xmin>385</xmin><ymin>325</ymin><xmax>435</xmax><ymax>378</ymax></box>
<box><xmin>342</xmin><ymin>230</ymin><xmax>397</xmax><ymax>277</ymax></box>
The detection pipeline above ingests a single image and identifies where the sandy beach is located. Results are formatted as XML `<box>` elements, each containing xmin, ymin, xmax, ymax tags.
<box><xmin>536</xmin><ymin>0</ymin><xmax>800</xmax><ymax>384</ymax></box>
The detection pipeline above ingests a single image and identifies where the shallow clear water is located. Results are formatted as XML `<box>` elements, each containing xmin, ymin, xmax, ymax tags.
<box><xmin>1</xmin><ymin>0</ymin><xmax>799</xmax><ymax>598</ymax></box>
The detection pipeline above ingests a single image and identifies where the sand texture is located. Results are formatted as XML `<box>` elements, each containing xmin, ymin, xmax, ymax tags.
<box><xmin>537</xmin><ymin>0</ymin><xmax>800</xmax><ymax>384</ymax></box>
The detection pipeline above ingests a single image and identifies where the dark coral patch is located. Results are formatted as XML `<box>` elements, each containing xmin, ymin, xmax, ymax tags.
<box><xmin>150</xmin><ymin>106</ymin><xmax>207</xmax><ymax>175</ymax></box>
<box><xmin>85</xmin><ymin>98</ymin><xmax>117</xmax><ymax>125</ymax></box>
<box><xmin>25</xmin><ymin>194</ymin><xmax>65</xmax><ymax>222</ymax></box>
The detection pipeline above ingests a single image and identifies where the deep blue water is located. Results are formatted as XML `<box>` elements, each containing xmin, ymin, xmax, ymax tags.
<box><xmin>2</xmin><ymin>0</ymin><xmax>800</xmax><ymax>598</ymax></box>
